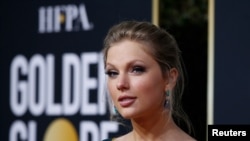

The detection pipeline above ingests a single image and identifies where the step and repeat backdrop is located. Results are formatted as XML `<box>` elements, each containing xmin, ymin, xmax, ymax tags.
<box><xmin>0</xmin><ymin>1</ymin><xmax>151</xmax><ymax>141</ymax></box>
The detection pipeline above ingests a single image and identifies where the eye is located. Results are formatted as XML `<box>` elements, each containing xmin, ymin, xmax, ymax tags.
<box><xmin>131</xmin><ymin>66</ymin><xmax>145</xmax><ymax>74</ymax></box>
<box><xmin>105</xmin><ymin>70</ymin><xmax>118</xmax><ymax>78</ymax></box>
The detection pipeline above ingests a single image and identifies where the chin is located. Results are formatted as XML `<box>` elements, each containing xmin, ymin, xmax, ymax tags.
<box><xmin>120</xmin><ymin>111</ymin><xmax>136</xmax><ymax>119</ymax></box>
<box><xmin>120</xmin><ymin>114</ymin><xmax>133</xmax><ymax>119</ymax></box>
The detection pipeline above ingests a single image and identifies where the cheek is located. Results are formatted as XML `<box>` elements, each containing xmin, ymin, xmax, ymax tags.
<box><xmin>133</xmin><ymin>75</ymin><xmax>164</xmax><ymax>97</ymax></box>
<box><xmin>107</xmin><ymin>81</ymin><xmax>117</xmax><ymax>100</ymax></box>
<box><xmin>135</xmin><ymin>78</ymin><xmax>165</xmax><ymax>109</ymax></box>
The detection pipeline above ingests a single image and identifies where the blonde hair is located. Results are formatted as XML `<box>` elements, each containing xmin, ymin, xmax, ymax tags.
<box><xmin>103</xmin><ymin>20</ymin><xmax>193</xmax><ymax>134</ymax></box>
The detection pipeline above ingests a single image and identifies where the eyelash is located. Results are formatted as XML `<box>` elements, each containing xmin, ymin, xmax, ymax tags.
<box><xmin>105</xmin><ymin>66</ymin><xmax>146</xmax><ymax>77</ymax></box>
<box><xmin>105</xmin><ymin>70</ymin><xmax>118</xmax><ymax>77</ymax></box>
<box><xmin>131</xmin><ymin>66</ymin><xmax>145</xmax><ymax>74</ymax></box>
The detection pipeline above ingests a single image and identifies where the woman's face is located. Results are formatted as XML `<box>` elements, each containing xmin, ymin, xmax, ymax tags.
<box><xmin>105</xmin><ymin>40</ymin><xmax>168</xmax><ymax>119</ymax></box>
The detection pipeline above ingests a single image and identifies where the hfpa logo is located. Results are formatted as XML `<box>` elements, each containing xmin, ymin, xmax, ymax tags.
<box><xmin>38</xmin><ymin>4</ymin><xmax>94</xmax><ymax>34</ymax></box>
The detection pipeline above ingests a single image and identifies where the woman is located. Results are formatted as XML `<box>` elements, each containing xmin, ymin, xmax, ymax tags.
<box><xmin>102</xmin><ymin>21</ymin><xmax>196</xmax><ymax>141</ymax></box>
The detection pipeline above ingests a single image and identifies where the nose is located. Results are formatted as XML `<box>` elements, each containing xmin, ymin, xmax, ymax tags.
<box><xmin>116</xmin><ymin>73</ymin><xmax>129</xmax><ymax>91</ymax></box>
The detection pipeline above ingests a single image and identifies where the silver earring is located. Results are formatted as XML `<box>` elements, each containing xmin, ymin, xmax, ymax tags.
<box><xmin>165</xmin><ymin>100</ymin><xmax>170</xmax><ymax>108</ymax></box>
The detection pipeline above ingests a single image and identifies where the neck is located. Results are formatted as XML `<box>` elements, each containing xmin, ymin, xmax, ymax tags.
<box><xmin>130</xmin><ymin>110</ymin><xmax>175</xmax><ymax>141</ymax></box>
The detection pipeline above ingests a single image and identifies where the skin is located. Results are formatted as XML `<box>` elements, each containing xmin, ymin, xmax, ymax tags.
<box><xmin>105</xmin><ymin>40</ymin><xmax>195</xmax><ymax>141</ymax></box>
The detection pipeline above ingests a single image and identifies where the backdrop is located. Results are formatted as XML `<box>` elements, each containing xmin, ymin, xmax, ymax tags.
<box><xmin>0</xmin><ymin>1</ymin><xmax>151</xmax><ymax>141</ymax></box>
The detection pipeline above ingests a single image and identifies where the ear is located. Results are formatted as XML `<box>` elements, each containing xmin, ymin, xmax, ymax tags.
<box><xmin>164</xmin><ymin>68</ymin><xmax>178</xmax><ymax>91</ymax></box>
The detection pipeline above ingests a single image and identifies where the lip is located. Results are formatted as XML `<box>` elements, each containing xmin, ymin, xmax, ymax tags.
<box><xmin>118</xmin><ymin>95</ymin><xmax>136</xmax><ymax>107</ymax></box>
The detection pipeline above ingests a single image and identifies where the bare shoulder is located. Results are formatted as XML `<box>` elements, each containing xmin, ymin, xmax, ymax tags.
<box><xmin>173</xmin><ymin>134</ymin><xmax>197</xmax><ymax>141</ymax></box>
<box><xmin>170</xmin><ymin>127</ymin><xmax>197</xmax><ymax>141</ymax></box>
<box><xmin>112</xmin><ymin>129</ymin><xmax>197</xmax><ymax>141</ymax></box>
<box><xmin>181</xmin><ymin>132</ymin><xmax>197</xmax><ymax>141</ymax></box>
<box><xmin>184</xmin><ymin>136</ymin><xmax>197</xmax><ymax>141</ymax></box>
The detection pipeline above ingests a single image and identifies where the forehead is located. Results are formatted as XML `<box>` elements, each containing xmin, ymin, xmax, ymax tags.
<box><xmin>106</xmin><ymin>40</ymin><xmax>155</xmax><ymax>63</ymax></box>
<box><xmin>108</xmin><ymin>40</ymin><xmax>154</xmax><ymax>57</ymax></box>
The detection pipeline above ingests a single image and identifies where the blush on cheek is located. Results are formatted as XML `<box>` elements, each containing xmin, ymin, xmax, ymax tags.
<box><xmin>133</xmin><ymin>80</ymin><xmax>155</xmax><ymax>95</ymax></box>
<box><xmin>133</xmin><ymin>76</ymin><xmax>165</xmax><ymax>103</ymax></box>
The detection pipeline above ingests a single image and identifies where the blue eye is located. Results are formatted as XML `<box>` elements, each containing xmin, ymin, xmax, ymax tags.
<box><xmin>105</xmin><ymin>71</ymin><xmax>118</xmax><ymax>77</ymax></box>
<box><xmin>132</xmin><ymin>66</ymin><xmax>145</xmax><ymax>74</ymax></box>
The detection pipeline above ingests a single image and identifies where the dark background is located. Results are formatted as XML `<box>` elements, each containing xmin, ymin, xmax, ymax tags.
<box><xmin>214</xmin><ymin>0</ymin><xmax>250</xmax><ymax>124</ymax></box>
<box><xmin>161</xmin><ymin>0</ymin><xmax>250</xmax><ymax>141</ymax></box>
<box><xmin>160</xmin><ymin>0</ymin><xmax>207</xmax><ymax>141</ymax></box>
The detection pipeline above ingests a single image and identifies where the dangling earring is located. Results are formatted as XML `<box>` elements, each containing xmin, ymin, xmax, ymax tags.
<box><xmin>113</xmin><ymin>106</ymin><xmax>119</xmax><ymax>114</ymax></box>
<box><xmin>166</xmin><ymin>90</ymin><xmax>170</xmax><ymax>96</ymax></box>
<box><xmin>164</xmin><ymin>90</ymin><xmax>170</xmax><ymax>108</ymax></box>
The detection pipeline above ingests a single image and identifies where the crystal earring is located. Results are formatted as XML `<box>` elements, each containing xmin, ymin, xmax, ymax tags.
<box><xmin>113</xmin><ymin>106</ymin><xmax>119</xmax><ymax>114</ymax></box>
<box><xmin>165</xmin><ymin>90</ymin><xmax>170</xmax><ymax>108</ymax></box>
<box><xmin>166</xmin><ymin>90</ymin><xmax>170</xmax><ymax>96</ymax></box>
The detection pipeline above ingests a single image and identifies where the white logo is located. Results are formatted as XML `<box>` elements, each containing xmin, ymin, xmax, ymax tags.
<box><xmin>9</xmin><ymin>53</ymin><xmax>119</xmax><ymax>141</ymax></box>
<box><xmin>38</xmin><ymin>4</ymin><xmax>94</xmax><ymax>33</ymax></box>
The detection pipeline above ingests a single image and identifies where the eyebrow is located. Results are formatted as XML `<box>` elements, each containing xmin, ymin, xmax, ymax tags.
<box><xmin>105</xmin><ymin>59</ymin><xmax>146</xmax><ymax>68</ymax></box>
<box><xmin>105</xmin><ymin>63</ymin><xmax>115</xmax><ymax>69</ymax></box>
